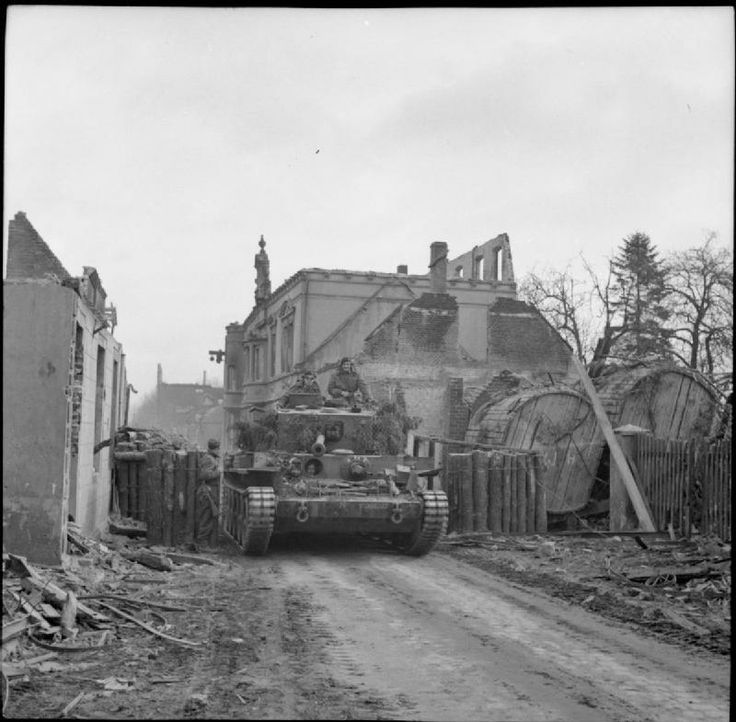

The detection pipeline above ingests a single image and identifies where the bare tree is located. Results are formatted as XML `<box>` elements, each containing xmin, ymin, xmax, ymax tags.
<box><xmin>664</xmin><ymin>232</ymin><xmax>733</xmax><ymax>378</ymax></box>
<box><xmin>518</xmin><ymin>268</ymin><xmax>593</xmax><ymax>362</ymax></box>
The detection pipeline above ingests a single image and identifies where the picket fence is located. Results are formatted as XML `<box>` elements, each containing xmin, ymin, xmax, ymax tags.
<box><xmin>634</xmin><ymin>436</ymin><xmax>731</xmax><ymax>541</ymax></box>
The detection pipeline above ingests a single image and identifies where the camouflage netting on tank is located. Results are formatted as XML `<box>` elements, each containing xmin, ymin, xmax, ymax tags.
<box><xmin>352</xmin><ymin>402</ymin><xmax>420</xmax><ymax>455</ymax></box>
<box><xmin>234</xmin><ymin>412</ymin><xmax>278</xmax><ymax>451</ymax></box>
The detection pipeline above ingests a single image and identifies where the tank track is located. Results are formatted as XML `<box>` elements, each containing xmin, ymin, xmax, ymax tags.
<box><xmin>401</xmin><ymin>490</ymin><xmax>449</xmax><ymax>556</ymax></box>
<box><xmin>242</xmin><ymin>487</ymin><xmax>276</xmax><ymax>555</ymax></box>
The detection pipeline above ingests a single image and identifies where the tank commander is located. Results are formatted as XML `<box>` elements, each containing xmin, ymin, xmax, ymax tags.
<box><xmin>279</xmin><ymin>370</ymin><xmax>322</xmax><ymax>408</ymax></box>
<box><xmin>327</xmin><ymin>357</ymin><xmax>370</xmax><ymax>406</ymax></box>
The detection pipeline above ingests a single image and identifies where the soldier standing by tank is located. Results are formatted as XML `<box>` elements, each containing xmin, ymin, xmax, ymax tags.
<box><xmin>195</xmin><ymin>438</ymin><xmax>221</xmax><ymax>550</ymax></box>
<box><xmin>327</xmin><ymin>357</ymin><xmax>370</xmax><ymax>406</ymax></box>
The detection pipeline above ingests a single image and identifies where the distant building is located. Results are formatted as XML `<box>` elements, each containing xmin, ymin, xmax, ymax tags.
<box><xmin>221</xmin><ymin>234</ymin><xmax>573</xmax><ymax>448</ymax></box>
<box><xmin>3</xmin><ymin>212</ymin><xmax>128</xmax><ymax>564</ymax></box>
<box><xmin>131</xmin><ymin>364</ymin><xmax>224</xmax><ymax>449</ymax></box>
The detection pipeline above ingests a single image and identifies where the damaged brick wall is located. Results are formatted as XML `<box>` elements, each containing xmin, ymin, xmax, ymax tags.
<box><xmin>487</xmin><ymin>297</ymin><xmax>572</xmax><ymax>377</ymax></box>
<box><xmin>6</xmin><ymin>212</ymin><xmax>71</xmax><ymax>281</ymax></box>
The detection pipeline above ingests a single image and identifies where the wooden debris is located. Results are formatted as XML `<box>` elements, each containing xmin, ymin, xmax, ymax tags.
<box><xmin>661</xmin><ymin>608</ymin><xmax>712</xmax><ymax>636</ymax></box>
<box><xmin>93</xmin><ymin>600</ymin><xmax>200</xmax><ymax>647</ymax></box>
<box><xmin>108</xmin><ymin>521</ymin><xmax>147</xmax><ymax>538</ymax></box>
<box><xmin>120</xmin><ymin>550</ymin><xmax>174</xmax><ymax>572</ymax></box>
<box><xmin>77</xmin><ymin>594</ymin><xmax>186</xmax><ymax>612</ymax></box>
<box><xmin>60</xmin><ymin>691</ymin><xmax>86</xmax><ymax>718</ymax></box>
<box><xmin>19</xmin><ymin>577</ymin><xmax>109</xmax><ymax>624</ymax></box>
<box><xmin>2</xmin><ymin>617</ymin><xmax>30</xmax><ymax>644</ymax></box>
<box><xmin>626</xmin><ymin>565</ymin><xmax>719</xmax><ymax>584</ymax></box>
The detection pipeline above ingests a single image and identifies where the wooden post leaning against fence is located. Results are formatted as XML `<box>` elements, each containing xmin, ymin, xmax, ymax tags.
<box><xmin>145</xmin><ymin>449</ymin><xmax>164</xmax><ymax>544</ymax></box>
<box><xmin>488</xmin><ymin>451</ymin><xmax>503</xmax><ymax>533</ymax></box>
<box><xmin>472</xmin><ymin>450</ymin><xmax>489</xmax><ymax>531</ymax></box>
<box><xmin>571</xmin><ymin>354</ymin><xmax>656</xmax><ymax>532</ymax></box>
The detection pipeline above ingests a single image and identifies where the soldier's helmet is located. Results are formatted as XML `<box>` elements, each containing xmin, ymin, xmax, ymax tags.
<box><xmin>207</xmin><ymin>438</ymin><xmax>220</xmax><ymax>450</ymax></box>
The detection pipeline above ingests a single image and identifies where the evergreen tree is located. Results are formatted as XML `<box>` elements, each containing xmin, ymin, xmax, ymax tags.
<box><xmin>609</xmin><ymin>232</ymin><xmax>671</xmax><ymax>361</ymax></box>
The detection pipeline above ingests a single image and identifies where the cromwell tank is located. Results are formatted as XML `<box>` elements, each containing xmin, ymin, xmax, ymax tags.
<box><xmin>222</xmin><ymin>398</ymin><xmax>448</xmax><ymax>556</ymax></box>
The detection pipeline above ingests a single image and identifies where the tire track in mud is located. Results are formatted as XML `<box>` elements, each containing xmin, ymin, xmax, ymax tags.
<box><xmin>270</xmin><ymin>551</ymin><xmax>730</xmax><ymax>722</ymax></box>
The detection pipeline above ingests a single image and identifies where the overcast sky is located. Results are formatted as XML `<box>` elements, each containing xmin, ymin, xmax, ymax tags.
<box><xmin>4</xmin><ymin>6</ymin><xmax>734</xmax><ymax>404</ymax></box>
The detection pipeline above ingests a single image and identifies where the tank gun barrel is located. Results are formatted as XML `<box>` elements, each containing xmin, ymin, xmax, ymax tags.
<box><xmin>311</xmin><ymin>433</ymin><xmax>326</xmax><ymax>456</ymax></box>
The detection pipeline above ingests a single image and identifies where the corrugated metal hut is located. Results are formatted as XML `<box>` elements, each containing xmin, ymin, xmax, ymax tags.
<box><xmin>465</xmin><ymin>387</ymin><xmax>603</xmax><ymax>514</ymax></box>
<box><xmin>592</xmin><ymin>364</ymin><xmax>720</xmax><ymax>440</ymax></box>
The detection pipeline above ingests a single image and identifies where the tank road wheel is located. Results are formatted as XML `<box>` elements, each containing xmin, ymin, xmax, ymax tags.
<box><xmin>399</xmin><ymin>490</ymin><xmax>449</xmax><ymax>557</ymax></box>
<box><xmin>242</xmin><ymin>487</ymin><xmax>276</xmax><ymax>555</ymax></box>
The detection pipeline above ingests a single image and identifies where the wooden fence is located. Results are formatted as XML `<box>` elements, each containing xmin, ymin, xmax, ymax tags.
<box><xmin>113</xmin><ymin>449</ymin><xmax>203</xmax><ymax>546</ymax></box>
<box><xmin>445</xmin><ymin>450</ymin><xmax>546</xmax><ymax>534</ymax></box>
<box><xmin>634</xmin><ymin>436</ymin><xmax>731</xmax><ymax>541</ymax></box>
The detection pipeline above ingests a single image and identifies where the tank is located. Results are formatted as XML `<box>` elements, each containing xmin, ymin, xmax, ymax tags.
<box><xmin>222</xmin><ymin>403</ymin><xmax>448</xmax><ymax>556</ymax></box>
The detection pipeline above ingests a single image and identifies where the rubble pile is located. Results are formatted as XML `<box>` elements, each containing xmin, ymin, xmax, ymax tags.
<box><xmin>114</xmin><ymin>426</ymin><xmax>197</xmax><ymax>454</ymax></box>
<box><xmin>2</xmin><ymin>524</ymin><xmax>216</xmax><ymax>715</ymax></box>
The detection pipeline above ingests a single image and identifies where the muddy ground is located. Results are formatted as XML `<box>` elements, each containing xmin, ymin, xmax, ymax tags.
<box><xmin>2</xmin><ymin>529</ymin><xmax>730</xmax><ymax>719</ymax></box>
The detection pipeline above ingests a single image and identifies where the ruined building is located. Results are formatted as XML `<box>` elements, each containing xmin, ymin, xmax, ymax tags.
<box><xmin>221</xmin><ymin>233</ymin><xmax>573</xmax><ymax>449</ymax></box>
<box><xmin>131</xmin><ymin>364</ymin><xmax>224</xmax><ymax>448</ymax></box>
<box><xmin>3</xmin><ymin>212</ymin><xmax>128</xmax><ymax>564</ymax></box>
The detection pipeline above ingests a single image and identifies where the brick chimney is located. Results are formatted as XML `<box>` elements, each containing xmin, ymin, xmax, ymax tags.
<box><xmin>428</xmin><ymin>242</ymin><xmax>448</xmax><ymax>294</ymax></box>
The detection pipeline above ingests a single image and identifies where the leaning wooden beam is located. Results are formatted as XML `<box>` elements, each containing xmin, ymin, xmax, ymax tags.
<box><xmin>93</xmin><ymin>600</ymin><xmax>200</xmax><ymax>647</ymax></box>
<box><xmin>570</xmin><ymin>355</ymin><xmax>656</xmax><ymax>531</ymax></box>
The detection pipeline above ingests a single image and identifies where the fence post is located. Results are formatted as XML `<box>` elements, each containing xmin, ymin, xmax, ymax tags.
<box><xmin>488</xmin><ymin>451</ymin><xmax>503</xmax><ymax>533</ymax></box>
<box><xmin>502</xmin><ymin>453</ymin><xmax>512</xmax><ymax>533</ymax></box>
<box><xmin>610</xmin><ymin>426</ymin><xmax>647</xmax><ymax>532</ymax></box>
<box><xmin>532</xmin><ymin>453</ymin><xmax>547</xmax><ymax>533</ymax></box>
<box><xmin>525</xmin><ymin>452</ymin><xmax>536</xmax><ymax>533</ymax></box>
<box><xmin>129</xmin><ymin>462</ymin><xmax>139</xmax><ymax>521</ymax></box>
<box><xmin>472</xmin><ymin>450</ymin><xmax>489</xmax><ymax>531</ymax></box>
<box><xmin>173</xmin><ymin>451</ymin><xmax>187</xmax><ymax>546</ymax></box>
<box><xmin>517</xmin><ymin>453</ymin><xmax>527</xmax><ymax>534</ymax></box>
<box><xmin>185</xmin><ymin>451</ymin><xmax>198</xmax><ymax>543</ymax></box>
<box><xmin>162</xmin><ymin>450</ymin><xmax>175</xmax><ymax>547</ymax></box>
<box><xmin>144</xmin><ymin>449</ymin><xmax>164</xmax><ymax>544</ymax></box>
<box><xmin>117</xmin><ymin>461</ymin><xmax>129</xmax><ymax>518</ymax></box>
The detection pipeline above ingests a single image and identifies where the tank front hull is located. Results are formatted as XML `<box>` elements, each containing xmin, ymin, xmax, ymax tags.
<box><xmin>274</xmin><ymin>496</ymin><xmax>423</xmax><ymax>534</ymax></box>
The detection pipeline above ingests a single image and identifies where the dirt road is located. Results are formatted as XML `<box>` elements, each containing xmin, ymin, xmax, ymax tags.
<box><xmin>6</xmin><ymin>537</ymin><xmax>730</xmax><ymax>720</ymax></box>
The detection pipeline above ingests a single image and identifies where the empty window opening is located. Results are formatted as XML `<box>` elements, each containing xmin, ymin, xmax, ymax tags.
<box><xmin>455</xmin><ymin>265</ymin><xmax>464</xmax><ymax>278</ymax></box>
<box><xmin>473</xmin><ymin>256</ymin><xmax>485</xmax><ymax>280</ymax></box>
<box><xmin>93</xmin><ymin>345</ymin><xmax>106</xmax><ymax>472</ymax></box>
<box><xmin>493</xmin><ymin>247</ymin><xmax>503</xmax><ymax>281</ymax></box>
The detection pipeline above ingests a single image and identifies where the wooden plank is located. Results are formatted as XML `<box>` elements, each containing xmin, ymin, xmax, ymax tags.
<box><xmin>472</xmin><ymin>450</ymin><xmax>488</xmax><ymax>531</ymax></box>
<box><xmin>162</xmin><ymin>450</ymin><xmax>175</xmax><ymax>548</ymax></box>
<box><xmin>571</xmin><ymin>355</ymin><xmax>655</xmax><ymax>531</ymax></box>
<box><xmin>488</xmin><ymin>451</ymin><xmax>503</xmax><ymax>533</ymax></box>
<box><xmin>457</xmin><ymin>453</ymin><xmax>474</xmax><ymax>533</ymax></box>
<box><xmin>525</xmin><ymin>453</ymin><xmax>536</xmax><ymax>533</ymax></box>
<box><xmin>516</xmin><ymin>453</ymin><xmax>527</xmax><ymax>534</ymax></box>
<box><xmin>145</xmin><ymin>449</ymin><xmax>164</xmax><ymax>545</ymax></box>
<box><xmin>532</xmin><ymin>454</ymin><xmax>547</xmax><ymax>533</ymax></box>
<box><xmin>186</xmin><ymin>451</ymin><xmax>198</xmax><ymax>543</ymax></box>
<box><xmin>173</xmin><ymin>451</ymin><xmax>187</xmax><ymax>546</ymax></box>
<box><xmin>509</xmin><ymin>454</ymin><xmax>518</xmax><ymax>533</ymax></box>
<box><xmin>117</xmin><ymin>462</ymin><xmax>129</xmax><ymax>518</ymax></box>
<box><xmin>501</xmin><ymin>453</ymin><xmax>512</xmax><ymax>534</ymax></box>
<box><xmin>129</xmin><ymin>461</ymin><xmax>139</xmax><ymax>520</ymax></box>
